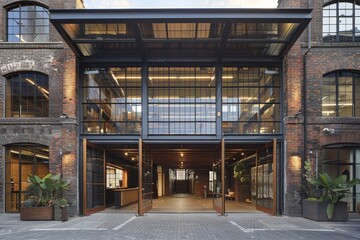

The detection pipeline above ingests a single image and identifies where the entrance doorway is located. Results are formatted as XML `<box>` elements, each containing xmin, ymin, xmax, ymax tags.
<box><xmin>81</xmin><ymin>139</ymin><xmax>278</xmax><ymax>215</ymax></box>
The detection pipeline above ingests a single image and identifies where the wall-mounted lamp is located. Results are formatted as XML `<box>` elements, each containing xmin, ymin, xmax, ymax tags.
<box><xmin>323</xmin><ymin>128</ymin><xmax>335</xmax><ymax>134</ymax></box>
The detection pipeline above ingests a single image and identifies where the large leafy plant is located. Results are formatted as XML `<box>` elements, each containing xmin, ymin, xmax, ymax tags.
<box><xmin>307</xmin><ymin>173</ymin><xmax>360</xmax><ymax>219</ymax></box>
<box><xmin>24</xmin><ymin>174</ymin><xmax>69</xmax><ymax>207</ymax></box>
<box><xmin>233</xmin><ymin>162</ymin><xmax>249</xmax><ymax>183</ymax></box>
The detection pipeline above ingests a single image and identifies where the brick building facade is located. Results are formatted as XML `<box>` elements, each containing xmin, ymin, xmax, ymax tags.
<box><xmin>0</xmin><ymin>0</ymin><xmax>82</xmax><ymax>216</ymax></box>
<box><xmin>281</xmin><ymin>0</ymin><xmax>360</xmax><ymax>216</ymax></box>
<box><xmin>0</xmin><ymin>0</ymin><xmax>359</xmax><ymax>217</ymax></box>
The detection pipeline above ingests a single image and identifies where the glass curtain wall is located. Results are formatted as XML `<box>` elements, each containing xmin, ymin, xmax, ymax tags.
<box><xmin>5</xmin><ymin>144</ymin><xmax>49</xmax><ymax>213</ymax></box>
<box><xmin>322</xmin><ymin>148</ymin><xmax>360</xmax><ymax>212</ymax></box>
<box><xmin>222</xmin><ymin>67</ymin><xmax>281</xmax><ymax>134</ymax></box>
<box><xmin>82</xmin><ymin>67</ymin><xmax>142</xmax><ymax>134</ymax></box>
<box><xmin>148</xmin><ymin>67</ymin><xmax>216</xmax><ymax>135</ymax></box>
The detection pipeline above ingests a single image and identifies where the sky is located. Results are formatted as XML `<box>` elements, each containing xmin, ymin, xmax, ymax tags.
<box><xmin>84</xmin><ymin>0</ymin><xmax>278</xmax><ymax>9</ymax></box>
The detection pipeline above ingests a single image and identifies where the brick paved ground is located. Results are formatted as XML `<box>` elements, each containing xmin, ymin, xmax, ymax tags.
<box><xmin>0</xmin><ymin>212</ymin><xmax>359</xmax><ymax>240</ymax></box>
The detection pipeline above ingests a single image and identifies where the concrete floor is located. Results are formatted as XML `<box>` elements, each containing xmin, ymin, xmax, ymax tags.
<box><xmin>104</xmin><ymin>193</ymin><xmax>259</xmax><ymax>213</ymax></box>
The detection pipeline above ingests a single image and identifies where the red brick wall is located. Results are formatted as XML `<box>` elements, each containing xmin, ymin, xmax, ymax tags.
<box><xmin>0</xmin><ymin>0</ymin><xmax>80</xmax><ymax>215</ymax></box>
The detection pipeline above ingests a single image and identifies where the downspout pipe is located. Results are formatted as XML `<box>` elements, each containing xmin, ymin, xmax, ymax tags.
<box><xmin>302</xmin><ymin>0</ymin><xmax>312</xmax><ymax>214</ymax></box>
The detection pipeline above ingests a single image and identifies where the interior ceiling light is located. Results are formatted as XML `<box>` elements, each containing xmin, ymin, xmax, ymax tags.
<box><xmin>125</xmin><ymin>152</ymin><xmax>128</xmax><ymax>156</ymax></box>
<box><xmin>131</xmin><ymin>157</ymin><xmax>135</xmax><ymax>161</ymax></box>
<box><xmin>180</xmin><ymin>152</ymin><xmax>184</xmax><ymax>157</ymax></box>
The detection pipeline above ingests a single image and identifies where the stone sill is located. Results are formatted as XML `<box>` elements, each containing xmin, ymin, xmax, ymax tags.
<box><xmin>301</xmin><ymin>42</ymin><xmax>360</xmax><ymax>48</ymax></box>
<box><xmin>0</xmin><ymin>117</ymin><xmax>78</xmax><ymax>125</ymax></box>
<box><xmin>0</xmin><ymin>42</ymin><xmax>64</xmax><ymax>49</ymax></box>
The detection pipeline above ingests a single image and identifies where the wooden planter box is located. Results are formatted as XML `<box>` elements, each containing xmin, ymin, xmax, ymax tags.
<box><xmin>302</xmin><ymin>200</ymin><xmax>348</xmax><ymax>221</ymax></box>
<box><xmin>20</xmin><ymin>206</ymin><xmax>54</xmax><ymax>221</ymax></box>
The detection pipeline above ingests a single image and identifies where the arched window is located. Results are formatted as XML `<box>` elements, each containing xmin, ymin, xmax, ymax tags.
<box><xmin>323</xmin><ymin>0</ymin><xmax>360</xmax><ymax>42</ymax></box>
<box><xmin>322</xmin><ymin>146</ymin><xmax>360</xmax><ymax>212</ymax></box>
<box><xmin>7</xmin><ymin>3</ymin><xmax>49</xmax><ymax>42</ymax></box>
<box><xmin>322</xmin><ymin>70</ymin><xmax>360</xmax><ymax>117</ymax></box>
<box><xmin>6</xmin><ymin>72</ymin><xmax>49</xmax><ymax>117</ymax></box>
<box><xmin>5</xmin><ymin>143</ymin><xmax>49</xmax><ymax>212</ymax></box>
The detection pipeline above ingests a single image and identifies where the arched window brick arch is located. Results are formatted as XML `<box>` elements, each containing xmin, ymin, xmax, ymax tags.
<box><xmin>322</xmin><ymin>70</ymin><xmax>360</xmax><ymax>117</ymax></box>
<box><xmin>5</xmin><ymin>71</ymin><xmax>49</xmax><ymax>118</ymax></box>
<box><xmin>323</xmin><ymin>0</ymin><xmax>360</xmax><ymax>42</ymax></box>
<box><xmin>6</xmin><ymin>1</ymin><xmax>49</xmax><ymax>42</ymax></box>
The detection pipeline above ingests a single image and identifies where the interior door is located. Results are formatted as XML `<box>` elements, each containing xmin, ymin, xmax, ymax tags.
<box><xmin>138</xmin><ymin>138</ymin><xmax>153</xmax><ymax>215</ymax></box>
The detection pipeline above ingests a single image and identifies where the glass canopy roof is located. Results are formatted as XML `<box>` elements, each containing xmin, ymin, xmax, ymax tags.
<box><xmin>50</xmin><ymin>8</ymin><xmax>311</xmax><ymax>61</ymax></box>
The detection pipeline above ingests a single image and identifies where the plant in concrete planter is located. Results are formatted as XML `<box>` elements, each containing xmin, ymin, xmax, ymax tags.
<box><xmin>305</xmin><ymin>173</ymin><xmax>360</xmax><ymax>220</ymax></box>
<box><xmin>20</xmin><ymin>174</ymin><xmax>69</xmax><ymax>221</ymax></box>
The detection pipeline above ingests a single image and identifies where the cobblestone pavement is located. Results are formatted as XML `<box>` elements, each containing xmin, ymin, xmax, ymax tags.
<box><xmin>0</xmin><ymin>212</ymin><xmax>359</xmax><ymax>240</ymax></box>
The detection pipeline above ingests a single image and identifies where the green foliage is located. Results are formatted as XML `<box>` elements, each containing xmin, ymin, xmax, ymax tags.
<box><xmin>306</xmin><ymin>197</ymin><xmax>321</xmax><ymax>202</ymax></box>
<box><xmin>233</xmin><ymin>162</ymin><xmax>249</xmax><ymax>183</ymax></box>
<box><xmin>303</xmin><ymin>158</ymin><xmax>318</xmax><ymax>198</ymax></box>
<box><xmin>56</xmin><ymin>198</ymin><xmax>69</xmax><ymax>208</ymax></box>
<box><xmin>22</xmin><ymin>199</ymin><xmax>35</xmax><ymax>208</ymax></box>
<box><xmin>23</xmin><ymin>174</ymin><xmax>69</xmax><ymax>207</ymax></box>
<box><xmin>306</xmin><ymin>172</ymin><xmax>360</xmax><ymax>219</ymax></box>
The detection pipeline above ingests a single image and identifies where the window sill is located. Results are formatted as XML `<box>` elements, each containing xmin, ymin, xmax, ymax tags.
<box><xmin>0</xmin><ymin>42</ymin><xmax>64</xmax><ymax>49</ymax></box>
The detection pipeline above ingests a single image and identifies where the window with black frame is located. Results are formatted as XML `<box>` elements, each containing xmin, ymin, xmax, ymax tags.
<box><xmin>82</xmin><ymin>67</ymin><xmax>141</xmax><ymax>134</ymax></box>
<box><xmin>5</xmin><ymin>72</ymin><xmax>49</xmax><ymax>118</ymax></box>
<box><xmin>7</xmin><ymin>3</ymin><xmax>49</xmax><ymax>42</ymax></box>
<box><xmin>322</xmin><ymin>70</ymin><xmax>360</xmax><ymax>117</ymax></box>
<box><xmin>222</xmin><ymin>67</ymin><xmax>281</xmax><ymax>134</ymax></box>
<box><xmin>323</xmin><ymin>0</ymin><xmax>360</xmax><ymax>42</ymax></box>
<box><xmin>148</xmin><ymin>67</ymin><xmax>216</xmax><ymax>135</ymax></box>
<box><xmin>322</xmin><ymin>147</ymin><xmax>360</xmax><ymax>212</ymax></box>
<box><xmin>5</xmin><ymin>144</ymin><xmax>49</xmax><ymax>213</ymax></box>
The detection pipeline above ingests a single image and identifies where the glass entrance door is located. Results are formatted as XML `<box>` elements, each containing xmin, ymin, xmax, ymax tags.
<box><xmin>255</xmin><ymin>139</ymin><xmax>277</xmax><ymax>215</ymax></box>
<box><xmin>213</xmin><ymin>138</ymin><xmax>225</xmax><ymax>215</ymax></box>
<box><xmin>138</xmin><ymin>138</ymin><xmax>153</xmax><ymax>215</ymax></box>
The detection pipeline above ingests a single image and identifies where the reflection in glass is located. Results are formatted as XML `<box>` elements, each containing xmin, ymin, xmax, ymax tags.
<box><xmin>5</xmin><ymin>144</ymin><xmax>49</xmax><ymax>213</ymax></box>
<box><xmin>322</xmin><ymin>147</ymin><xmax>360</xmax><ymax>212</ymax></box>
<box><xmin>6</xmin><ymin>72</ymin><xmax>49</xmax><ymax>117</ymax></box>
<box><xmin>7</xmin><ymin>4</ymin><xmax>49</xmax><ymax>42</ymax></box>
<box><xmin>86</xmin><ymin>145</ymin><xmax>104</xmax><ymax>209</ymax></box>
<box><xmin>82</xmin><ymin>67</ymin><xmax>141</xmax><ymax>134</ymax></box>
<box><xmin>222</xmin><ymin>67</ymin><xmax>280</xmax><ymax>134</ymax></box>
<box><xmin>322</xmin><ymin>71</ymin><xmax>360</xmax><ymax>117</ymax></box>
<box><xmin>148</xmin><ymin>67</ymin><xmax>216</xmax><ymax>135</ymax></box>
<box><xmin>323</xmin><ymin>1</ymin><xmax>360</xmax><ymax>42</ymax></box>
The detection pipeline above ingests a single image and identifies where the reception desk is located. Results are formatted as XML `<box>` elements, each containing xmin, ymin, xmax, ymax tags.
<box><xmin>114</xmin><ymin>188</ymin><xmax>138</xmax><ymax>208</ymax></box>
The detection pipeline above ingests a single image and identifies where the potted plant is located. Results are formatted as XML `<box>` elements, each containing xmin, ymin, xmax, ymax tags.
<box><xmin>20</xmin><ymin>174</ymin><xmax>69</xmax><ymax>221</ymax></box>
<box><xmin>302</xmin><ymin>160</ymin><xmax>360</xmax><ymax>221</ymax></box>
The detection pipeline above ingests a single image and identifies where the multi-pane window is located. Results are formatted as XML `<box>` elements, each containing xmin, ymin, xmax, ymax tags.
<box><xmin>322</xmin><ymin>71</ymin><xmax>360</xmax><ymax>117</ymax></box>
<box><xmin>5</xmin><ymin>144</ymin><xmax>49</xmax><ymax>213</ymax></box>
<box><xmin>6</xmin><ymin>72</ymin><xmax>49</xmax><ymax>118</ymax></box>
<box><xmin>322</xmin><ymin>147</ymin><xmax>360</xmax><ymax>212</ymax></box>
<box><xmin>148</xmin><ymin>67</ymin><xmax>216</xmax><ymax>135</ymax></box>
<box><xmin>82</xmin><ymin>67</ymin><xmax>141</xmax><ymax>134</ymax></box>
<box><xmin>7</xmin><ymin>3</ymin><xmax>49</xmax><ymax>42</ymax></box>
<box><xmin>323</xmin><ymin>0</ymin><xmax>360</xmax><ymax>42</ymax></box>
<box><xmin>106</xmin><ymin>165</ymin><xmax>124</xmax><ymax>188</ymax></box>
<box><xmin>222</xmin><ymin>67</ymin><xmax>281</xmax><ymax>134</ymax></box>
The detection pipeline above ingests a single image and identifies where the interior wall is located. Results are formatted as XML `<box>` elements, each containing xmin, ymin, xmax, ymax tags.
<box><xmin>193</xmin><ymin>170</ymin><xmax>209</xmax><ymax>198</ymax></box>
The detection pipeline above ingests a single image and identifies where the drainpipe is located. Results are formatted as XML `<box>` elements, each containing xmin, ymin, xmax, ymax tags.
<box><xmin>302</xmin><ymin>0</ymin><xmax>312</xmax><ymax>214</ymax></box>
